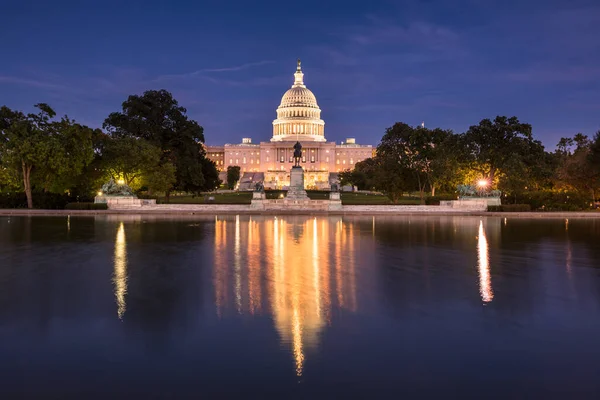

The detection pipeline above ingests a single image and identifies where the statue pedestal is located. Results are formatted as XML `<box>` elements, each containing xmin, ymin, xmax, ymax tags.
<box><xmin>328</xmin><ymin>191</ymin><xmax>342</xmax><ymax>210</ymax></box>
<box><xmin>250</xmin><ymin>191</ymin><xmax>266</xmax><ymax>210</ymax></box>
<box><xmin>94</xmin><ymin>195</ymin><xmax>156</xmax><ymax>208</ymax></box>
<box><xmin>286</xmin><ymin>167</ymin><xmax>309</xmax><ymax>200</ymax></box>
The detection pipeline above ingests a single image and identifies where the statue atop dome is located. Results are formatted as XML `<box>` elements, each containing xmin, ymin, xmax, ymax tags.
<box><xmin>293</xmin><ymin>59</ymin><xmax>305</xmax><ymax>88</ymax></box>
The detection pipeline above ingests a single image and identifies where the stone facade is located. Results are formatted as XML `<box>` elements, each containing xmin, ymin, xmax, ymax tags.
<box><xmin>205</xmin><ymin>60</ymin><xmax>372</xmax><ymax>189</ymax></box>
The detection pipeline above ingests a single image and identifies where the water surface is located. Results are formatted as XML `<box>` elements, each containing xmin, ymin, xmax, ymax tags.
<box><xmin>1</xmin><ymin>215</ymin><xmax>599</xmax><ymax>398</ymax></box>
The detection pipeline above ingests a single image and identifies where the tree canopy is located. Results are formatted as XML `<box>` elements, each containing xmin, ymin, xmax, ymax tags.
<box><xmin>460</xmin><ymin>116</ymin><xmax>544</xmax><ymax>184</ymax></box>
<box><xmin>103</xmin><ymin>89</ymin><xmax>218</xmax><ymax>194</ymax></box>
<box><xmin>0</xmin><ymin>104</ymin><xmax>94</xmax><ymax>208</ymax></box>
<box><xmin>227</xmin><ymin>165</ymin><xmax>241</xmax><ymax>190</ymax></box>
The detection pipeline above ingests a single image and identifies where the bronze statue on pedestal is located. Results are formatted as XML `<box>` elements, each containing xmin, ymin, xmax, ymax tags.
<box><xmin>293</xmin><ymin>141</ymin><xmax>302</xmax><ymax>168</ymax></box>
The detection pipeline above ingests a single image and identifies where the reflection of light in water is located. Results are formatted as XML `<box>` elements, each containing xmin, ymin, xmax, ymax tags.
<box><xmin>113</xmin><ymin>222</ymin><xmax>128</xmax><ymax>319</ymax></box>
<box><xmin>372</xmin><ymin>216</ymin><xmax>375</xmax><ymax>237</ymax></box>
<box><xmin>212</xmin><ymin>216</ymin><xmax>357</xmax><ymax>377</ymax></box>
<box><xmin>292</xmin><ymin>306</ymin><xmax>304</xmax><ymax>377</ymax></box>
<box><xmin>504</xmin><ymin>217</ymin><xmax>507</xmax><ymax>226</ymax></box>
<box><xmin>565</xmin><ymin>219</ymin><xmax>572</xmax><ymax>277</ymax></box>
<box><xmin>67</xmin><ymin>215</ymin><xmax>70</xmax><ymax>232</ymax></box>
<box><xmin>312</xmin><ymin>218</ymin><xmax>321</xmax><ymax>319</ymax></box>
<box><xmin>477</xmin><ymin>221</ymin><xmax>493</xmax><ymax>303</ymax></box>
<box><xmin>214</xmin><ymin>218</ymin><xmax>227</xmax><ymax>317</ymax></box>
<box><xmin>335</xmin><ymin>220</ymin><xmax>344</xmax><ymax>308</ymax></box>
<box><xmin>235</xmin><ymin>215</ymin><xmax>241</xmax><ymax>313</ymax></box>
<box><xmin>248</xmin><ymin>218</ymin><xmax>262</xmax><ymax>314</ymax></box>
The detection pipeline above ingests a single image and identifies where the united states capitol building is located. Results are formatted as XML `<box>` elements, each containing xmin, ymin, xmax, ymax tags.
<box><xmin>206</xmin><ymin>60</ymin><xmax>374</xmax><ymax>190</ymax></box>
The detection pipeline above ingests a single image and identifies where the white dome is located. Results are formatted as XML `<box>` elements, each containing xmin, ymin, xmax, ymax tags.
<box><xmin>279</xmin><ymin>86</ymin><xmax>319</xmax><ymax>109</ymax></box>
<box><xmin>271</xmin><ymin>60</ymin><xmax>326</xmax><ymax>142</ymax></box>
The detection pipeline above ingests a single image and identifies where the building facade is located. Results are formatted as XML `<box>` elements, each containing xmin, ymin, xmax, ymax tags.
<box><xmin>206</xmin><ymin>60</ymin><xmax>372</xmax><ymax>190</ymax></box>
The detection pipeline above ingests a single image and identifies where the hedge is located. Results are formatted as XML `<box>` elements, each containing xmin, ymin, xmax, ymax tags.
<box><xmin>425</xmin><ymin>194</ymin><xmax>458</xmax><ymax>205</ymax></box>
<box><xmin>0</xmin><ymin>192</ymin><xmax>89</xmax><ymax>209</ymax></box>
<box><xmin>488</xmin><ymin>204</ymin><xmax>532</xmax><ymax>212</ymax></box>
<box><xmin>65</xmin><ymin>202</ymin><xmax>108</xmax><ymax>210</ymax></box>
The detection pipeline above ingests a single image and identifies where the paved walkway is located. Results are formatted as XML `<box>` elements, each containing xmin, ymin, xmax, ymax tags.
<box><xmin>1</xmin><ymin>206</ymin><xmax>599</xmax><ymax>218</ymax></box>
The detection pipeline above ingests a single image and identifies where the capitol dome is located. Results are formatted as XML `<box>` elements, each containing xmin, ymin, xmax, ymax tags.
<box><xmin>271</xmin><ymin>60</ymin><xmax>325</xmax><ymax>142</ymax></box>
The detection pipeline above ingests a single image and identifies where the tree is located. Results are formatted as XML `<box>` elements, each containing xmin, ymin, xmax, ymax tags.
<box><xmin>0</xmin><ymin>104</ymin><xmax>94</xmax><ymax>208</ymax></box>
<box><xmin>460</xmin><ymin>116</ymin><xmax>544</xmax><ymax>185</ymax></box>
<box><xmin>421</xmin><ymin>127</ymin><xmax>462</xmax><ymax>196</ymax></box>
<box><xmin>201</xmin><ymin>158</ymin><xmax>222</xmax><ymax>191</ymax></box>
<box><xmin>227</xmin><ymin>165</ymin><xmax>241</xmax><ymax>190</ymax></box>
<box><xmin>338</xmin><ymin>158</ymin><xmax>378</xmax><ymax>190</ymax></box>
<box><xmin>588</xmin><ymin>131</ymin><xmax>600</xmax><ymax>178</ymax></box>
<box><xmin>143</xmin><ymin>162</ymin><xmax>177</xmax><ymax>194</ymax></box>
<box><xmin>100</xmin><ymin>136</ymin><xmax>162</xmax><ymax>189</ymax></box>
<box><xmin>555</xmin><ymin>133</ymin><xmax>600</xmax><ymax>202</ymax></box>
<box><xmin>377</xmin><ymin>122</ymin><xmax>459</xmax><ymax>203</ymax></box>
<box><xmin>103</xmin><ymin>89</ymin><xmax>218</xmax><ymax>197</ymax></box>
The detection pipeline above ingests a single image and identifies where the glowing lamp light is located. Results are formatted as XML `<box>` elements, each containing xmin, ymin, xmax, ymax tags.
<box><xmin>117</xmin><ymin>179</ymin><xmax>125</xmax><ymax>185</ymax></box>
<box><xmin>477</xmin><ymin>179</ymin><xmax>489</xmax><ymax>187</ymax></box>
<box><xmin>97</xmin><ymin>191</ymin><xmax>103</xmax><ymax>196</ymax></box>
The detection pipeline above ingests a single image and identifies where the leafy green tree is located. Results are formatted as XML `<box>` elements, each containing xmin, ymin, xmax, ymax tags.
<box><xmin>555</xmin><ymin>133</ymin><xmax>600</xmax><ymax>202</ymax></box>
<box><xmin>0</xmin><ymin>104</ymin><xmax>94</xmax><ymax>208</ymax></box>
<box><xmin>227</xmin><ymin>165</ymin><xmax>241</xmax><ymax>190</ymax></box>
<box><xmin>376</xmin><ymin>123</ymin><xmax>460</xmax><ymax>202</ymax></box>
<box><xmin>588</xmin><ymin>131</ymin><xmax>600</xmax><ymax>180</ymax></box>
<box><xmin>103</xmin><ymin>89</ymin><xmax>218</xmax><ymax>198</ymax></box>
<box><xmin>143</xmin><ymin>162</ymin><xmax>177</xmax><ymax>194</ymax></box>
<box><xmin>100</xmin><ymin>136</ymin><xmax>162</xmax><ymax>188</ymax></box>
<box><xmin>0</xmin><ymin>165</ymin><xmax>21</xmax><ymax>193</ymax></box>
<box><xmin>339</xmin><ymin>158</ymin><xmax>378</xmax><ymax>190</ymax></box>
<box><xmin>422</xmin><ymin>127</ymin><xmax>462</xmax><ymax>196</ymax></box>
<box><xmin>460</xmin><ymin>116</ymin><xmax>543</xmax><ymax>185</ymax></box>
<box><xmin>201</xmin><ymin>158</ymin><xmax>222</xmax><ymax>191</ymax></box>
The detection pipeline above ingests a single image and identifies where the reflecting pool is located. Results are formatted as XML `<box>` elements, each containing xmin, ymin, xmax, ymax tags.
<box><xmin>0</xmin><ymin>215</ymin><xmax>599</xmax><ymax>398</ymax></box>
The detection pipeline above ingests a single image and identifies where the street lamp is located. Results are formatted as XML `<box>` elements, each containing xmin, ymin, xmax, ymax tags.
<box><xmin>477</xmin><ymin>179</ymin><xmax>489</xmax><ymax>188</ymax></box>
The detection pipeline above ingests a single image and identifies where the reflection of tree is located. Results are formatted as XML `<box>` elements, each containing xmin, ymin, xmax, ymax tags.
<box><xmin>117</xmin><ymin>218</ymin><xmax>208</xmax><ymax>347</ymax></box>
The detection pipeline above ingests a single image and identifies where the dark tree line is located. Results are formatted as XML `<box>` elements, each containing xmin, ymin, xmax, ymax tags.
<box><xmin>1</xmin><ymin>90</ymin><xmax>220</xmax><ymax>208</ymax></box>
<box><xmin>340</xmin><ymin>116</ymin><xmax>600</xmax><ymax>208</ymax></box>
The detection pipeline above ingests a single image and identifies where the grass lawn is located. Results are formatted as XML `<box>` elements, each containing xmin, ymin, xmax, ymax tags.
<box><xmin>158</xmin><ymin>193</ymin><xmax>252</xmax><ymax>204</ymax></box>
<box><xmin>158</xmin><ymin>191</ymin><xmax>424</xmax><ymax>205</ymax></box>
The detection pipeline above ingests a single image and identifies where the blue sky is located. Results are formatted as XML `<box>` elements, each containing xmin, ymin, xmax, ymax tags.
<box><xmin>1</xmin><ymin>0</ymin><xmax>599</xmax><ymax>148</ymax></box>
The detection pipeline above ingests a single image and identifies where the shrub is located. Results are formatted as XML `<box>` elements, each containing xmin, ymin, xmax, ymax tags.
<box><xmin>0</xmin><ymin>192</ymin><xmax>28</xmax><ymax>208</ymax></box>
<box><xmin>425</xmin><ymin>194</ymin><xmax>457</xmax><ymax>205</ymax></box>
<box><xmin>510</xmin><ymin>191</ymin><xmax>589</xmax><ymax>211</ymax></box>
<box><xmin>0</xmin><ymin>191</ymin><xmax>75</xmax><ymax>209</ymax></box>
<box><xmin>488</xmin><ymin>204</ymin><xmax>531</xmax><ymax>212</ymax></box>
<box><xmin>65</xmin><ymin>202</ymin><xmax>108</xmax><ymax>210</ymax></box>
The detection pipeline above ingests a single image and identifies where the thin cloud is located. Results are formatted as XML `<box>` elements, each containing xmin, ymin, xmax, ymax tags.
<box><xmin>154</xmin><ymin>60</ymin><xmax>274</xmax><ymax>82</ymax></box>
<box><xmin>0</xmin><ymin>75</ymin><xmax>65</xmax><ymax>90</ymax></box>
<box><xmin>201</xmin><ymin>60</ymin><xmax>274</xmax><ymax>73</ymax></box>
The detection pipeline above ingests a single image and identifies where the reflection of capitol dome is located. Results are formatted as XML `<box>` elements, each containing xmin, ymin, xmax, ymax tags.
<box><xmin>272</xmin><ymin>60</ymin><xmax>326</xmax><ymax>142</ymax></box>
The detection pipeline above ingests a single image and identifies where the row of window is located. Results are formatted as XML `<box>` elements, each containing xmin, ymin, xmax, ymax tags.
<box><xmin>279</xmin><ymin>156</ymin><xmax>317</xmax><ymax>163</ymax></box>
<box><xmin>229</xmin><ymin>158</ymin><xmax>260</xmax><ymax>165</ymax></box>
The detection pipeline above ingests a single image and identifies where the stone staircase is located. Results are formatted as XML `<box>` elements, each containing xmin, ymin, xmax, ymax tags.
<box><xmin>237</xmin><ymin>172</ymin><xmax>265</xmax><ymax>191</ymax></box>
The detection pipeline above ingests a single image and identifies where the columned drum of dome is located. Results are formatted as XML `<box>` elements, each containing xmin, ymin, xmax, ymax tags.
<box><xmin>272</xmin><ymin>60</ymin><xmax>326</xmax><ymax>142</ymax></box>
